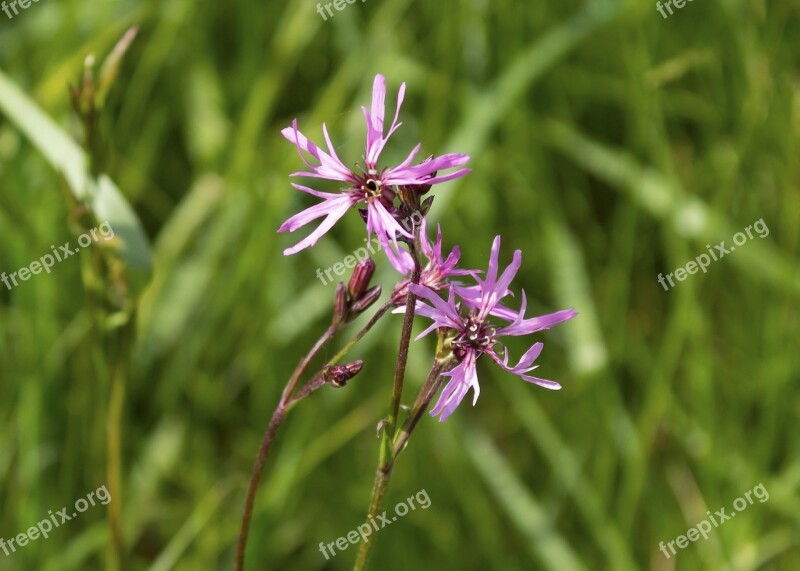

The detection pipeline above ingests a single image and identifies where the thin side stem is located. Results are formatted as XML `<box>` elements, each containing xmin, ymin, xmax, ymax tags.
<box><xmin>234</xmin><ymin>297</ymin><xmax>396</xmax><ymax>570</ymax></box>
<box><xmin>328</xmin><ymin>300</ymin><xmax>393</xmax><ymax>366</ymax></box>
<box><xmin>281</xmin><ymin>325</ymin><xmax>336</xmax><ymax>404</ymax></box>
<box><xmin>285</xmin><ymin>372</ymin><xmax>324</xmax><ymax>409</ymax></box>
<box><xmin>289</xmin><ymin>299</ymin><xmax>396</xmax><ymax>409</ymax></box>
<box><xmin>233</xmin><ymin>406</ymin><xmax>285</xmax><ymax>571</ymax></box>
<box><xmin>392</xmin><ymin>363</ymin><xmax>447</xmax><ymax>459</ymax></box>
<box><xmin>234</xmin><ymin>325</ymin><xmax>335</xmax><ymax>571</ymax></box>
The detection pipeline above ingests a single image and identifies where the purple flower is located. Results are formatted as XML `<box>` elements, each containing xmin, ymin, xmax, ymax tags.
<box><xmin>391</xmin><ymin>218</ymin><xmax>477</xmax><ymax>304</ymax></box>
<box><xmin>279</xmin><ymin>74</ymin><xmax>471</xmax><ymax>257</ymax></box>
<box><xmin>410</xmin><ymin>236</ymin><xmax>577</xmax><ymax>421</ymax></box>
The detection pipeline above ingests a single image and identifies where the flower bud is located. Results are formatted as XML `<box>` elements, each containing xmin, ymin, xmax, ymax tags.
<box><xmin>348</xmin><ymin>258</ymin><xmax>376</xmax><ymax>298</ymax></box>
<box><xmin>324</xmin><ymin>360</ymin><xmax>364</xmax><ymax>388</ymax></box>
<box><xmin>333</xmin><ymin>282</ymin><xmax>348</xmax><ymax>325</ymax></box>
<box><xmin>399</xmin><ymin>156</ymin><xmax>436</xmax><ymax>200</ymax></box>
<box><xmin>420</xmin><ymin>196</ymin><xmax>435</xmax><ymax>216</ymax></box>
<box><xmin>350</xmin><ymin>285</ymin><xmax>382</xmax><ymax>315</ymax></box>
<box><xmin>390</xmin><ymin>279</ymin><xmax>411</xmax><ymax>306</ymax></box>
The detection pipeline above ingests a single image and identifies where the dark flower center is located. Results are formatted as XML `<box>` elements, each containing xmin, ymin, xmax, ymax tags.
<box><xmin>451</xmin><ymin>315</ymin><xmax>496</xmax><ymax>360</ymax></box>
<box><xmin>363</xmin><ymin>178</ymin><xmax>381</xmax><ymax>197</ymax></box>
<box><xmin>352</xmin><ymin>166</ymin><xmax>386</xmax><ymax>201</ymax></box>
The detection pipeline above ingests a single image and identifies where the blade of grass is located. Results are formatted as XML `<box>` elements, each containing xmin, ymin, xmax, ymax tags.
<box><xmin>462</xmin><ymin>424</ymin><xmax>588</xmax><ymax>571</ymax></box>
<box><xmin>0</xmin><ymin>70</ymin><xmax>152</xmax><ymax>271</ymax></box>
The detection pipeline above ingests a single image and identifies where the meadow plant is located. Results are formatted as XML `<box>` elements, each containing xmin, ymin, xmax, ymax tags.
<box><xmin>234</xmin><ymin>74</ymin><xmax>577</xmax><ymax>571</ymax></box>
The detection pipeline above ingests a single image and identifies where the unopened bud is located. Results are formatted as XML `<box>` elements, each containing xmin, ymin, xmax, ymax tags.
<box><xmin>350</xmin><ymin>285</ymin><xmax>382</xmax><ymax>315</ymax></box>
<box><xmin>334</xmin><ymin>282</ymin><xmax>348</xmax><ymax>325</ymax></box>
<box><xmin>420</xmin><ymin>196</ymin><xmax>435</xmax><ymax>216</ymax></box>
<box><xmin>348</xmin><ymin>258</ymin><xmax>376</xmax><ymax>298</ymax></box>
<box><xmin>324</xmin><ymin>360</ymin><xmax>364</xmax><ymax>387</ymax></box>
<box><xmin>400</xmin><ymin>156</ymin><xmax>436</xmax><ymax>199</ymax></box>
<box><xmin>390</xmin><ymin>279</ymin><xmax>410</xmax><ymax>306</ymax></box>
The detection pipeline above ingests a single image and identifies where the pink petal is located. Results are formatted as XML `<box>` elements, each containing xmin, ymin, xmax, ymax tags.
<box><xmin>430</xmin><ymin>353</ymin><xmax>480</xmax><ymax>421</ymax></box>
<box><xmin>279</xmin><ymin>196</ymin><xmax>354</xmax><ymax>255</ymax></box>
<box><xmin>408</xmin><ymin>284</ymin><xmax>463</xmax><ymax>328</ymax></box>
<box><xmin>497</xmin><ymin>308</ymin><xmax>578</xmax><ymax>337</ymax></box>
<box><xmin>281</xmin><ymin>120</ymin><xmax>353</xmax><ymax>182</ymax></box>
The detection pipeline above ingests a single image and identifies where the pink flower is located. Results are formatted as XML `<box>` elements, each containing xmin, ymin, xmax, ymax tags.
<box><xmin>410</xmin><ymin>236</ymin><xmax>577</xmax><ymax>421</ymax></box>
<box><xmin>279</xmin><ymin>74</ymin><xmax>470</xmax><ymax>257</ymax></box>
<box><xmin>391</xmin><ymin>218</ymin><xmax>477</xmax><ymax>304</ymax></box>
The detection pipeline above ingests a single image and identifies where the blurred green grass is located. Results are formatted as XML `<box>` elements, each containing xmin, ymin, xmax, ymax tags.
<box><xmin>1</xmin><ymin>0</ymin><xmax>799</xmax><ymax>569</ymax></box>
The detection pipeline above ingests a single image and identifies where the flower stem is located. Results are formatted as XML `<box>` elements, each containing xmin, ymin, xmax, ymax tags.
<box><xmin>354</xmin><ymin>246</ymin><xmax>421</xmax><ymax>571</ymax></box>
<box><xmin>280</xmin><ymin>325</ymin><xmax>337</xmax><ymax>404</ymax></box>
<box><xmin>234</xmin><ymin>296</ymin><xmax>396</xmax><ymax>570</ymax></box>
<box><xmin>387</xmin><ymin>244</ymin><xmax>421</xmax><ymax>438</ymax></box>
<box><xmin>392</xmin><ymin>362</ymin><xmax>447</xmax><ymax>459</ymax></box>
<box><xmin>106</xmin><ymin>365</ymin><xmax>125</xmax><ymax>571</ymax></box>
<box><xmin>285</xmin><ymin>372</ymin><xmax>324</xmax><ymax>409</ymax></box>
<box><xmin>233</xmin><ymin>404</ymin><xmax>286</xmax><ymax>571</ymax></box>
<box><xmin>352</xmin><ymin>360</ymin><xmax>443</xmax><ymax>571</ymax></box>
<box><xmin>353</xmin><ymin>463</ymin><xmax>390</xmax><ymax>571</ymax></box>
<box><xmin>328</xmin><ymin>300</ymin><xmax>393</xmax><ymax>366</ymax></box>
<box><xmin>234</xmin><ymin>325</ymin><xmax>335</xmax><ymax>571</ymax></box>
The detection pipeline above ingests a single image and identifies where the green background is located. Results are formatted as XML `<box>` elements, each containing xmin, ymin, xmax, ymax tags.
<box><xmin>1</xmin><ymin>0</ymin><xmax>798</xmax><ymax>569</ymax></box>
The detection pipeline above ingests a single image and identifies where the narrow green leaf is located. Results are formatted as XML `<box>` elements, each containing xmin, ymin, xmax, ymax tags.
<box><xmin>0</xmin><ymin>69</ymin><xmax>152</xmax><ymax>271</ymax></box>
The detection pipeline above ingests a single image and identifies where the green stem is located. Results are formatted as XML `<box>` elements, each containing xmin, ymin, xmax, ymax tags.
<box><xmin>328</xmin><ymin>300</ymin><xmax>393</xmax><ymax>366</ymax></box>
<box><xmin>392</xmin><ymin>361</ymin><xmax>448</xmax><ymax>458</ymax></box>
<box><xmin>106</xmin><ymin>356</ymin><xmax>125</xmax><ymax>571</ymax></box>
<box><xmin>354</xmin><ymin>466</ymin><xmax>391</xmax><ymax>570</ymax></box>
<box><xmin>353</xmin><ymin>356</ymin><xmax>449</xmax><ymax>571</ymax></box>
<box><xmin>280</xmin><ymin>325</ymin><xmax>337</xmax><ymax>404</ymax></box>
<box><xmin>354</xmin><ymin>245</ymin><xmax>421</xmax><ymax>571</ymax></box>
<box><xmin>234</xmin><ymin>296</ymin><xmax>395</xmax><ymax>570</ymax></box>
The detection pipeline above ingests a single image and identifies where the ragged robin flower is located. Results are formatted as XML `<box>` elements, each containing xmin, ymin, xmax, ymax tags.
<box><xmin>409</xmin><ymin>236</ymin><xmax>577</xmax><ymax>421</ymax></box>
<box><xmin>390</xmin><ymin>218</ymin><xmax>477</xmax><ymax>305</ymax></box>
<box><xmin>278</xmin><ymin>74</ymin><xmax>470</xmax><ymax>261</ymax></box>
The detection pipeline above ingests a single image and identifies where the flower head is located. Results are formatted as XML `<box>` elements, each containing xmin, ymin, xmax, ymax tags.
<box><xmin>279</xmin><ymin>74</ymin><xmax>470</xmax><ymax>258</ymax></box>
<box><xmin>410</xmin><ymin>236</ymin><xmax>577</xmax><ymax>421</ymax></box>
<box><xmin>391</xmin><ymin>218</ymin><xmax>477</xmax><ymax>304</ymax></box>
